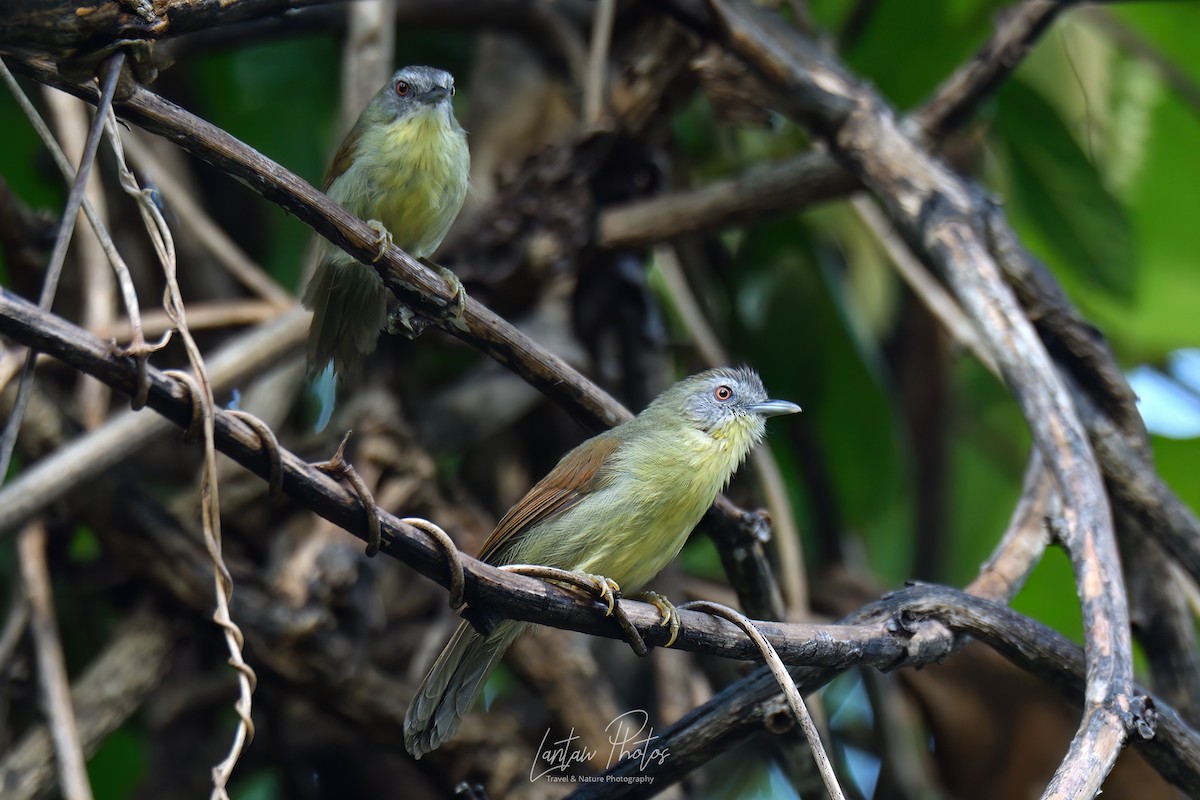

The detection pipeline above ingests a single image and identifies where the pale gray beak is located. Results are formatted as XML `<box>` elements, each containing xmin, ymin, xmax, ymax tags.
<box><xmin>750</xmin><ymin>399</ymin><xmax>802</xmax><ymax>417</ymax></box>
<box><xmin>419</xmin><ymin>86</ymin><xmax>451</xmax><ymax>104</ymax></box>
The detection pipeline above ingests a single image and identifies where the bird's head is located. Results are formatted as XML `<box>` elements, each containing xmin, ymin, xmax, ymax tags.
<box><xmin>647</xmin><ymin>366</ymin><xmax>800</xmax><ymax>452</ymax></box>
<box><xmin>377</xmin><ymin>65</ymin><xmax>457</xmax><ymax>122</ymax></box>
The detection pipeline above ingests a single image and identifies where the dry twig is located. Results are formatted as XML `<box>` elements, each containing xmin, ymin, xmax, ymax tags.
<box><xmin>17</xmin><ymin>521</ymin><xmax>93</xmax><ymax>800</ymax></box>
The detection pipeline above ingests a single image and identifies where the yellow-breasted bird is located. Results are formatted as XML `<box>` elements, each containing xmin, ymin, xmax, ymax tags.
<box><xmin>303</xmin><ymin>65</ymin><xmax>470</xmax><ymax>430</ymax></box>
<box><xmin>403</xmin><ymin>366</ymin><xmax>800</xmax><ymax>757</ymax></box>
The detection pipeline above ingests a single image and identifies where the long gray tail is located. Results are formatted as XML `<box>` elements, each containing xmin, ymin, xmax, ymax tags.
<box><xmin>404</xmin><ymin>619</ymin><xmax>523</xmax><ymax>758</ymax></box>
<box><xmin>301</xmin><ymin>251</ymin><xmax>388</xmax><ymax>379</ymax></box>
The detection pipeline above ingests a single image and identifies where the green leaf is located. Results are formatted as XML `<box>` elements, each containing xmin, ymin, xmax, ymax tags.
<box><xmin>87</xmin><ymin>727</ymin><xmax>146</xmax><ymax>800</ymax></box>
<box><xmin>993</xmin><ymin>79</ymin><xmax>1137</xmax><ymax>300</ymax></box>
<box><xmin>69</xmin><ymin>525</ymin><xmax>101</xmax><ymax>563</ymax></box>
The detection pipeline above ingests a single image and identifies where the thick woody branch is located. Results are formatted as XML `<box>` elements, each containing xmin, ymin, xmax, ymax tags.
<box><xmin>5</xmin><ymin>55</ymin><xmax>631</xmax><ymax>430</ymax></box>
<box><xmin>3</xmin><ymin>53</ymin><xmax>792</xmax><ymax>624</ymax></box>
<box><xmin>658</xmin><ymin>2</ymin><xmax>1140</xmax><ymax>798</ymax></box>
<box><xmin>0</xmin><ymin>288</ymin><xmax>888</xmax><ymax>664</ymax></box>
<box><xmin>575</xmin><ymin>584</ymin><xmax>1198</xmax><ymax>799</ymax></box>
<box><xmin>3</xmin><ymin>288</ymin><xmax>1196</xmax><ymax>797</ymax></box>
<box><xmin>0</xmin><ymin>607</ymin><xmax>177</xmax><ymax>800</ymax></box>
<box><xmin>600</xmin><ymin>0</ymin><xmax>1081</xmax><ymax>249</ymax></box>
<box><xmin>1</xmin><ymin>1</ymin><xmax>586</xmax><ymax>86</ymax></box>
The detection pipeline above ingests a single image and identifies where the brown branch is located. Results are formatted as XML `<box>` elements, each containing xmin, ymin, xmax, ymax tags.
<box><xmin>913</xmin><ymin>0</ymin><xmax>1081</xmax><ymax>141</ymax></box>
<box><xmin>5</xmin><ymin>288</ymin><xmax>1196</xmax><ymax>796</ymax></box>
<box><xmin>694</xmin><ymin>4</ymin><xmax>1138</xmax><ymax>798</ymax></box>
<box><xmin>574</xmin><ymin>583</ymin><xmax>1196</xmax><ymax>798</ymax></box>
<box><xmin>0</xmin><ymin>306</ymin><xmax>307</xmax><ymax>536</ymax></box>
<box><xmin>0</xmin><ymin>607</ymin><xmax>177</xmax><ymax>800</ymax></box>
<box><xmin>0</xmin><ymin>0</ymin><xmax>341</xmax><ymax>63</ymax></box>
<box><xmin>16</xmin><ymin>521</ymin><xmax>93</xmax><ymax>800</ymax></box>
<box><xmin>0</xmin><ymin>287</ymin><xmax>897</xmax><ymax>665</ymax></box>
<box><xmin>599</xmin><ymin>0</ymin><xmax>1082</xmax><ymax>249</ymax></box>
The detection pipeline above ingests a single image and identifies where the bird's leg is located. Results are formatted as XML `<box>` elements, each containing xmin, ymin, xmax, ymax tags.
<box><xmin>418</xmin><ymin>256</ymin><xmax>468</xmax><ymax>329</ymax></box>
<box><xmin>365</xmin><ymin>219</ymin><xmax>393</xmax><ymax>262</ymax></box>
<box><xmin>500</xmin><ymin>565</ymin><xmax>621</xmax><ymax>615</ymax></box>
<box><xmin>381</xmin><ymin>254</ymin><xmax>468</xmax><ymax>338</ymax></box>
<box><xmin>384</xmin><ymin>304</ymin><xmax>432</xmax><ymax>338</ymax></box>
<box><xmin>500</xmin><ymin>565</ymin><xmax>650</xmax><ymax>656</ymax></box>
<box><xmin>630</xmin><ymin>591</ymin><xmax>681</xmax><ymax>648</ymax></box>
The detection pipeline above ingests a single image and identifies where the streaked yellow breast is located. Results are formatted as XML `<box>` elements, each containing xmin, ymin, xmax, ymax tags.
<box><xmin>509</xmin><ymin>414</ymin><xmax>763</xmax><ymax>594</ymax></box>
<box><xmin>328</xmin><ymin>107</ymin><xmax>469</xmax><ymax>259</ymax></box>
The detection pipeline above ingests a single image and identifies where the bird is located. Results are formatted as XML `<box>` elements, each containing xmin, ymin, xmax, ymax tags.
<box><xmin>302</xmin><ymin>65</ymin><xmax>470</xmax><ymax>430</ymax></box>
<box><xmin>403</xmin><ymin>366</ymin><xmax>801</xmax><ymax>757</ymax></box>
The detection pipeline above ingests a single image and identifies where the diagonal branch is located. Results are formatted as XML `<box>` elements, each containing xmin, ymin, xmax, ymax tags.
<box><xmin>2</xmin><ymin>286</ymin><xmax>1197</xmax><ymax>797</ymax></box>
<box><xmin>2</xmin><ymin>53</ymin><xmax>790</xmax><ymax>616</ymax></box>
<box><xmin>0</xmin><ymin>285</ymin><xmax>934</xmax><ymax>667</ymax></box>
<box><xmin>663</xmin><ymin>2</ymin><xmax>1142</xmax><ymax>798</ymax></box>
<box><xmin>601</xmin><ymin>0</ymin><xmax>1082</xmax><ymax>249</ymax></box>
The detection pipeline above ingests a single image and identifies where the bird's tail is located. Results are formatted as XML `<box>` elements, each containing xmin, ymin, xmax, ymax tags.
<box><xmin>404</xmin><ymin>619</ymin><xmax>524</xmax><ymax>758</ymax></box>
<box><xmin>309</xmin><ymin>362</ymin><xmax>337</xmax><ymax>433</ymax></box>
<box><xmin>301</xmin><ymin>252</ymin><xmax>388</xmax><ymax>381</ymax></box>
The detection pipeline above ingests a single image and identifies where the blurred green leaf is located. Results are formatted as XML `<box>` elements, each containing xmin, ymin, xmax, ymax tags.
<box><xmin>994</xmin><ymin>79</ymin><xmax>1137</xmax><ymax>300</ymax></box>
<box><xmin>69</xmin><ymin>524</ymin><xmax>101</xmax><ymax>563</ymax></box>
<box><xmin>88</xmin><ymin>726</ymin><xmax>146</xmax><ymax>800</ymax></box>
<box><xmin>835</xmin><ymin>0</ymin><xmax>1012</xmax><ymax>108</ymax></box>
<box><xmin>230</xmin><ymin>769</ymin><xmax>282</xmax><ymax>800</ymax></box>
<box><xmin>1012</xmin><ymin>545</ymin><xmax>1085</xmax><ymax>645</ymax></box>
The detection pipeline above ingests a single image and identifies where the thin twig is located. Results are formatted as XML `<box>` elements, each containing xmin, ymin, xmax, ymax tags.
<box><xmin>0</xmin><ymin>307</ymin><xmax>307</xmax><ymax>535</ymax></box>
<box><xmin>0</xmin><ymin>52</ymin><xmax>124</xmax><ymax>485</ymax></box>
<box><xmin>966</xmin><ymin>450</ymin><xmax>1052</xmax><ymax>600</ymax></box>
<box><xmin>42</xmin><ymin>87</ymin><xmax>116</xmax><ymax>429</ymax></box>
<box><xmin>850</xmin><ymin>194</ymin><xmax>999</xmax><ymax>377</ymax></box>
<box><xmin>682</xmin><ymin>600</ymin><xmax>845</xmax><ymax>799</ymax></box>
<box><xmin>17</xmin><ymin>521</ymin><xmax>94</xmax><ymax>800</ymax></box>
<box><xmin>913</xmin><ymin>0</ymin><xmax>1081</xmax><ymax>141</ymax></box>
<box><xmin>92</xmin><ymin>299</ymin><xmax>284</xmax><ymax>341</ymax></box>
<box><xmin>105</xmin><ymin>110</ymin><xmax>256</xmax><ymax>799</ymax></box>
<box><xmin>121</xmin><ymin>132</ymin><xmax>293</xmax><ymax>308</ymax></box>
<box><xmin>0</xmin><ymin>581</ymin><xmax>30</xmax><ymax>675</ymax></box>
<box><xmin>0</xmin><ymin>58</ymin><xmax>151</xmax><ymax>411</ymax></box>
<box><xmin>583</xmin><ymin>0</ymin><xmax>617</xmax><ymax>125</ymax></box>
<box><xmin>654</xmin><ymin>245</ymin><xmax>808</xmax><ymax>618</ymax></box>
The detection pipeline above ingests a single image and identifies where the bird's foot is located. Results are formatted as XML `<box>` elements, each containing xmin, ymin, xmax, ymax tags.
<box><xmin>500</xmin><ymin>565</ymin><xmax>621</xmax><ymax>615</ymax></box>
<box><xmin>631</xmin><ymin>591</ymin><xmax>681</xmax><ymax>648</ymax></box>
<box><xmin>365</xmin><ymin>220</ymin><xmax>393</xmax><ymax>263</ymax></box>
<box><xmin>385</xmin><ymin>305</ymin><xmax>433</xmax><ymax>339</ymax></box>
<box><xmin>419</xmin><ymin>256</ymin><xmax>468</xmax><ymax>331</ymax></box>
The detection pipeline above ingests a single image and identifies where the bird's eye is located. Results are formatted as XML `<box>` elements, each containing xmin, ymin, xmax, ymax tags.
<box><xmin>395</xmin><ymin>80</ymin><xmax>410</xmax><ymax>97</ymax></box>
<box><xmin>449</xmin><ymin>85</ymin><xmax>456</xmax><ymax>97</ymax></box>
<box><xmin>714</xmin><ymin>385</ymin><xmax>733</xmax><ymax>402</ymax></box>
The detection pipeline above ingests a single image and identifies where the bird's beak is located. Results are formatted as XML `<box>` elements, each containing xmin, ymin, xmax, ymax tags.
<box><xmin>749</xmin><ymin>399</ymin><xmax>802</xmax><ymax>417</ymax></box>
<box><xmin>419</xmin><ymin>86</ymin><xmax>451</xmax><ymax>105</ymax></box>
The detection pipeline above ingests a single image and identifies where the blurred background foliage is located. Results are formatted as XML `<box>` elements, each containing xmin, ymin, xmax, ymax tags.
<box><xmin>1</xmin><ymin>1</ymin><xmax>1199</xmax><ymax>798</ymax></box>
